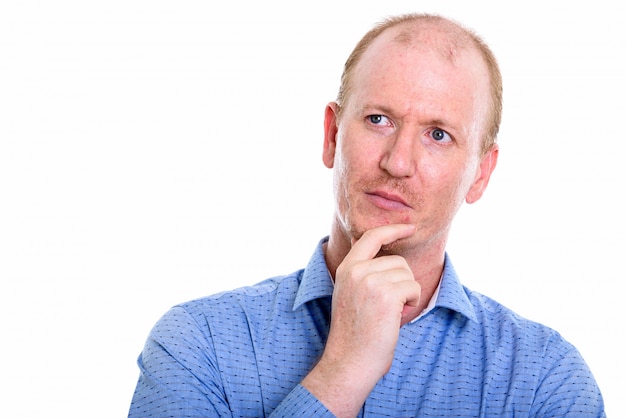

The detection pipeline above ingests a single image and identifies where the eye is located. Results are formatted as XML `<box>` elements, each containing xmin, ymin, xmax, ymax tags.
<box><xmin>430</xmin><ymin>128</ymin><xmax>452</xmax><ymax>143</ymax></box>
<box><xmin>367</xmin><ymin>114</ymin><xmax>391</xmax><ymax>126</ymax></box>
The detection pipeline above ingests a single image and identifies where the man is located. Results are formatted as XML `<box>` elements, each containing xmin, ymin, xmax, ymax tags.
<box><xmin>129</xmin><ymin>13</ymin><xmax>605</xmax><ymax>417</ymax></box>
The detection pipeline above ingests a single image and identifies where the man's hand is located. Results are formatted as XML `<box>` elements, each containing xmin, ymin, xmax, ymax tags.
<box><xmin>302</xmin><ymin>224</ymin><xmax>421</xmax><ymax>418</ymax></box>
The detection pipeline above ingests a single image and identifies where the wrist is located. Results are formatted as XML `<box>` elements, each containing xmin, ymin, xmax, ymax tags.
<box><xmin>301</xmin><ymin>355</ymin><xmax>379</xmax><ymax>418</ymax></box>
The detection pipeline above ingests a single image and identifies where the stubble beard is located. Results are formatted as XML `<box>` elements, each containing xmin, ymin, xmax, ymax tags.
<box><xmin>341</xmin><ymin>177</ymin><xmax>423</xmax><ymax>258</ymax></box>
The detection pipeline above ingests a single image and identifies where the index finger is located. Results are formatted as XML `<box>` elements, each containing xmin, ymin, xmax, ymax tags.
<box><xmin>346</xmin><ymin>224</ymin><xmax>416</xmax><ymax>262</ymax></box>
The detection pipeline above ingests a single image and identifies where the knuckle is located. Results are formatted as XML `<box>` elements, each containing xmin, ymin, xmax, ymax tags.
<box><xmin>337</xmin><ymin>262</ymin><xmax>362</xmax><ymax>284</ymax></box>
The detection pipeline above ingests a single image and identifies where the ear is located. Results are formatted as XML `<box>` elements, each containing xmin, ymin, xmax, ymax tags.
<box><xmin>466</xmin><ymin>144</ymin><xmax>499</xmax><ymax>204</ymax></box>
<box><xmin>322</xmin><ymin>102</ymin><xmax>340</xmax><ymax>169</ymax></box>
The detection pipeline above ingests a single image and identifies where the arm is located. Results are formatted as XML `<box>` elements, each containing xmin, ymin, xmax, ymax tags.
<box><xmin>130</xmin><ymin>300</ymin><xmax>338</xmax><ymax>417</ymax></box>
<box><xmin>532</xmin><ymin>340</ymin><xmax>605</xmax><ymax>417</ymax></box>
<box><xmin>128</xmin><ymin>307</ymin><xmax>232</xmax><ymax>418</ymax></box>
<box><xmin>301</xmin><ymin>224</ymin><xmax>422</xmax><ymax>417</ymax></box>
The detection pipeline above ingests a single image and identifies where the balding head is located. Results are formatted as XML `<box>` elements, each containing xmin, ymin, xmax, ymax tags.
<box><xmin>336</xmin><ymin>14</ymin><xmax>502</xmax><ymax>155</ymax></box>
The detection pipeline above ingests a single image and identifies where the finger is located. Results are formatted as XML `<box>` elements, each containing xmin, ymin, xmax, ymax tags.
<box><xmin>363</xmin><ymin>272</ymin><xmax>421</xmax><ymax>312</ymax></box>
<box><xmin>399</xmin><ymin>280</ymin><xmax>422</xmax><ymax>325</ymax></box>
<box><xmin>396</xmin><ymin>279</ymin><xmax>421</xmax><ymax>308</ymax></box>
<box><xmin>348</xmin><ymin>257</ymin><xmax>412</xmax><ymax>282</ymax></box>
<box><xmin>347</xmin><ymin>224</ymin><xmax>416</xmax><ymax>262</ymax></box>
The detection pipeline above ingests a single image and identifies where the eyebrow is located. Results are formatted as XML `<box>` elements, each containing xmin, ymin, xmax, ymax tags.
<box><xmin>425</xmin><ymin>117</ymin><xmax>454</xmax><ymax>129</ymax></box>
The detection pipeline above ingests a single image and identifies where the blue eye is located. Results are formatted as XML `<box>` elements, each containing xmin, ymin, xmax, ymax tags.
<box><xmin>431</xmin><ymin>128</ymin><xmax>451</xmax><ymax>142</ymax></box>
<box><xmin>368</xmin><ymin>115</ymin><xmax>389</xmax><ymax>125</ymax></box>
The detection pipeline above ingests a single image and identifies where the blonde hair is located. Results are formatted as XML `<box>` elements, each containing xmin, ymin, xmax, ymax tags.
<box><xmin>337</xmin><ymin>13</ymin><xmax>502</xmax><ymax>155</ymax></box>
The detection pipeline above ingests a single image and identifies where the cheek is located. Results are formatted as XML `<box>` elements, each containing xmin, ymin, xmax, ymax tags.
<box><xmin>441</xmin><ymin>164</ymin><xmax>480</xmax><ymax>209</ymax></box>
<box><xmin>332</xmin><ymin>151</ymin><xmax>355</xmax><ymax>215</ymax></box>
<box><xmin>422</xmin><ymin>162</ymin><xmax>470</xmax><ymax>207</ymax></box>
<box><xmin>334</xmin><ymin>141</ymin><xmax>365</xmax><ymax>186</ymax></box>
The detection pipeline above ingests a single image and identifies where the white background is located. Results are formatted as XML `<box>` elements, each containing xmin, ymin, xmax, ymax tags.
<box><xmin>1</xmin><ymin>1</ymin><xmax>624</xmax><ymax>416</ymax></box>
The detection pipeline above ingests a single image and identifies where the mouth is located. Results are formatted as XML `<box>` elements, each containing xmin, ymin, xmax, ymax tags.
<box><xmin>365</xmin><ymin>190</ymin><xmax>412</xmax><ymax>211</ymax></box>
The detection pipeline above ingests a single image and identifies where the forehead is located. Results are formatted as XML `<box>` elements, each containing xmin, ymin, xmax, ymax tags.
<box><xmin>355</xmin><ymin>24</ymin><xmax>490</xmax><ymax>98</ymax></box>
<box><xmin>364</xmin><ymin>21</ymin><xmax>481</xmax><ymax>71</ymax></box>
<box><xmin>347</xmin><ymin>24</ymin><xmax>491</xmax><ymax>137</ymax></box>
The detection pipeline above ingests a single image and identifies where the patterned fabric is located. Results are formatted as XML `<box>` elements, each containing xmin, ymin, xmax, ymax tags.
<box><xmin>129</xmin><ymin>237</ymin><xmax>605</xmax><ymax>417</ymax></box>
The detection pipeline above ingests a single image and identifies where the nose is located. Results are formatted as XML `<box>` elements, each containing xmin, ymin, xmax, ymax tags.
<box><xmin>379</xmin><ymin>128</ymin><xmax>417</xmax><ymax>178</ymax></box>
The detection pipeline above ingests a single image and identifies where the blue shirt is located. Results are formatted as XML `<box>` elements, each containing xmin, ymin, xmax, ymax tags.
<box><xmin>129</xmin><ymin>237</ymin><xmax>605</xmax><ymax>417</ymax></box>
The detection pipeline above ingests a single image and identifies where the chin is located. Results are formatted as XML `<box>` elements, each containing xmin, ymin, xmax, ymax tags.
<box><xmin>378</xmin><ymin>237</ymin><xmax>413</xmax><ymax>256</ymax></box>
<box><xmin>347</xmin><ymin>220</ymin><xmax>415</xmax><ymax>254</ymax></box>
<box><xmin>339</xmin><ymin>209</ymin><xmax>417</xmax><ymax>248</ymax></box>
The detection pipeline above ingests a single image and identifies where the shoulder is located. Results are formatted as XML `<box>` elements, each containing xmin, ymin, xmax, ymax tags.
<box><xmin>464</xmin><ymin>288</ymin><xmax>604</xmax><ymax>413</ymax></box>
<box><xmin>173</xmin><ymin>269</ymin><xmax>304</xmax><ymax>328</ymax></box>
<box><xmin>465</xmin><ymin>288</ymin><xmax>568</xmax><ymax>347</ymax></box>
<box><xmin>142</xmin><ymin>269</ymin><xmax>305</xmax><ymax>364</ymax></box>
<box><xmin>462</xmin><ymin>287</ymin><xmax>594</xmax><ymax>381</ymax></box>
